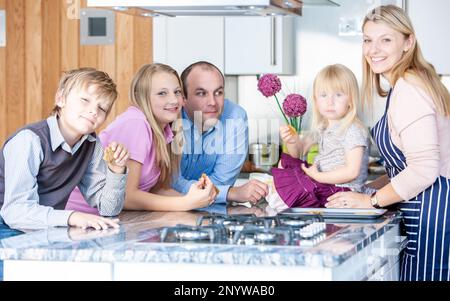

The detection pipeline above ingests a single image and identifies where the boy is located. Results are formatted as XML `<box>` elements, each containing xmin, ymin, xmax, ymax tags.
<box><xmin>0</xmin><ymin>68</ymin><xmax>129</xmax><ymax>230</ymax></box>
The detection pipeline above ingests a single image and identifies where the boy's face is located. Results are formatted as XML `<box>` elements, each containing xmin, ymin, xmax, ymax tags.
<box><xmin>56</xmin><ymin>84</ymin><xmax>112</xmax><ymax>139</ymax></box>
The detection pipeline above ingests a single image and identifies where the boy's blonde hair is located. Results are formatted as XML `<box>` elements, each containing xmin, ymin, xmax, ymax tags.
<box><xmin>129</xmin><ymin>63</ymin><xmax>183</xmax><ymax>189</ymax></box>
<box><xmin>311</xmin><ymin>64</ymin><xmax>364</xmax><ymax>135</ymax></box>
<box><xmin>51</xmin><ymin>67</ymin><xmax>117</xmax><ymax>116</ymax></box>
<box><xmin>362</xmin><ymin>5</ymin><xmax>450</xmax><ymax>116</ymax></box>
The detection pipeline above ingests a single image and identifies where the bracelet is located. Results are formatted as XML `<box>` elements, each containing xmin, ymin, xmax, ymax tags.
<box><xmin>370</xmin><ymin>192</ymin><xmax>381</xmax><ymax>209</ymax></box>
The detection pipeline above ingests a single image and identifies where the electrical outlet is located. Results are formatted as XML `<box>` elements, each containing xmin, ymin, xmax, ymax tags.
<box><xmin>338</xmin><ymin>17</ymin><xmax>361</xmax><ymax>36</ymax></box>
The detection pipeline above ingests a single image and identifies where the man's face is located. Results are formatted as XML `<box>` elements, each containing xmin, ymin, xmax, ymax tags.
<box><xmin>183</xmin><ymin>67</ymin><xmax>225</xmax><ymax>130</ymax></box>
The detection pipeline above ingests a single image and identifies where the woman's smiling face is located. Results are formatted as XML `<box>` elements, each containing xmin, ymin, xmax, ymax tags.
<box><xmin>363</xmin><ymin>20</ymin><xmax>413</xmax><ymax>82</ymax></box>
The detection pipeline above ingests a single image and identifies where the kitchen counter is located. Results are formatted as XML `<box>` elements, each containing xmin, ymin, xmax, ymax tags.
<box><xmin>0</xmin><ymin>204</ymin><xmax>404</xmax><ymax>281</ymax></box>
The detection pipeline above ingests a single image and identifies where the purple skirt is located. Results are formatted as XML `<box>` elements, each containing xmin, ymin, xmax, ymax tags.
<box><xmin>271</xmin><ymin>153</ymin><xmax>350</xmax><ymax>208</ymax></box>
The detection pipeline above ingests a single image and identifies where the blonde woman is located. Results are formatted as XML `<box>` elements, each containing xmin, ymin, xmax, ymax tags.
<box><xmin>67</xmin><ymin>63</ymin><xmax>217</xmax><ymax>213</ymax></box>
<box><xmin>327</xmin><ymin>5</ymin><xmax>450</xmax><ymax>281</ymax></box>
<box><xmin>266</xmin><ymin>64</ymin><xmax>372</xmax><ymax>211</ymax></box>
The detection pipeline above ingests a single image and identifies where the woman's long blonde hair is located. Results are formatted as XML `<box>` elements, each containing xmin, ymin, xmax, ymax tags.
<box><xmin>311</xmin><ymin>64</ymin><xmax>365</xmax><ymax>135</ymax></box>
<box><xmin>362</xmin><ymin>5</ymin><xmax>450</xmax><ymax>116</ymax></box>
<box><xmin>129</xmin><ymin>63</ymin><xmax>183</xmax><ymax>189</ymax></box>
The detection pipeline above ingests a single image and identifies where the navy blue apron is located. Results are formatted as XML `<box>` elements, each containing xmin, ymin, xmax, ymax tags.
<box><xmin>371</xmin><ymin>89</ymin><xmax>450</xmax><ymax>281</ymax></box>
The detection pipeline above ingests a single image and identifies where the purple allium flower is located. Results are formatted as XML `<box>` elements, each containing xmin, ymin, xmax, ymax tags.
<box><xmin>282</xmin><ymin>93</ymin><xmax>307</xmax><ymax>117</ymax></box>
<box><xmin>257</xmin><ymin>74</ymin><xmax>282</xmax><ymax>97</ymax></box>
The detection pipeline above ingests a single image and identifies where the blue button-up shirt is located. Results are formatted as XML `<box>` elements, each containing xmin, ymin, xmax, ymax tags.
<box><xmin>172</xmin><ymin>99</ymin><xmax>248</xmax><ymax>203</ymax></box>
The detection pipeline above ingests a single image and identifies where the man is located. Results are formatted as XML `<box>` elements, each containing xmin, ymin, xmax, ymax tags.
<box><xmin>172</xmin><ymin>61</ymin><xmax>268</xmax><ymax>204</ymax></box>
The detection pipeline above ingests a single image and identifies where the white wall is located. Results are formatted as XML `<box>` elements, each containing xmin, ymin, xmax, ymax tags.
<box><xmin>442</xmin><ymin>77</ymin><xmax>450</xmax><ymax>91</ymax></box>
<box><xmin>407</xmin><ymin>0</ymin><xmax>450</xmax><ymax>75</ymax></box>
<box><xmin>237</xmin><ymin>0</ymin><xmax>399</xmax><ymax>144</ymax></box>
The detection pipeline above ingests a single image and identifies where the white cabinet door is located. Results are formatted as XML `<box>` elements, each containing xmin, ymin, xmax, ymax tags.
<box><xmin>224</xmin><ymin>16</ymin><xmax>295</xmax><ymax>75</ymax></box>
<box><xmin>153</xmin><ymin>17</ymin><xmax>224</xmax><ymax>75</ymax></box>
<box><xmin>153</xmin><ymin>16</ymin><xmax>295</xmax><ymax>75</ymax></box>
<box><xmin>408</xmin><ymin>0</ymin><xmax>450</xmax><ymax>75</ymax></box>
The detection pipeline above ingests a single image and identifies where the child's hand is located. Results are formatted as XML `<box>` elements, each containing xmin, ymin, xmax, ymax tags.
<box><xmin>104</xmin><ymin>142</ymin><xmax>129</xmax><ymax>174</ymax></box>
<box><xmin>68</xmin><ymin>227</ymin><xmax>120</xmax><ymax>241</ymax></box>
<box><xmin>68</xmin><ymin>212</ymin><xmax>120</xmax><ymax>230</ymax></box>
<box><xmin>280</xmin><ymin>125</ymin><xmax>299</xmax><ymax>145</ymax></box>
<box><xmin>301</xmin><ymin>163</ymin><xmax>321</xmax><ymax>181</ymax></box>
<box><xmin>186</xmin><ymin>175</ymin><xmax>217</xmax><ymax>209</ymax></box>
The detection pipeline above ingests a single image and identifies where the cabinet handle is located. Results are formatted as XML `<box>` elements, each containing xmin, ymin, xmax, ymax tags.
<box><xmin>402</xmin><ymin>0</ymin><xmax>408</xmax><ymax>12</ymax></box>
<box><xmin>270</xmin><ymin>16</ymin><xmax>276</xmax><ymax>66</ymax></box>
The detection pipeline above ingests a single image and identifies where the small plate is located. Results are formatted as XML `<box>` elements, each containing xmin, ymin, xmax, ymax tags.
<box><xmin>279</xmin><ymin>208</ymin><xmax>387</xmax><ymax>219</ymax></box>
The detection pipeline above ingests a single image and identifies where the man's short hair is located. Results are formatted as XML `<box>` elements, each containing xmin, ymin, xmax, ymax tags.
<box><xmin>180</xmin><ymin>61</ymin><xmax>225</xmax><ymax>98</ymax></box>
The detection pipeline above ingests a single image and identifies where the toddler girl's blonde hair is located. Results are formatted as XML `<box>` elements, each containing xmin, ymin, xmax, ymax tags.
<box><xmin>311</xmin><ymin>64</ymin><xmax>364</xmax><ymax>135</ymax></box>
<box><xmin>51</xmin><ymin>67</ymin><xmax>117</xmax><ymax>116</ymax></box>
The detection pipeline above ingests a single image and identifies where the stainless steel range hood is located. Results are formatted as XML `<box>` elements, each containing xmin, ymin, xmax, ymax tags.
<box><xmin>87</xmin><ymin>0</ymin><xmax>340</xmax><ymax>17</ymax></box>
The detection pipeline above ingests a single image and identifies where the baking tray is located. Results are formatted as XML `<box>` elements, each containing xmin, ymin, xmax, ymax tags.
<box><xmin>279</xmin><ymin>208</ymin><xmax>387</xmax><ymax>219</ymax></box>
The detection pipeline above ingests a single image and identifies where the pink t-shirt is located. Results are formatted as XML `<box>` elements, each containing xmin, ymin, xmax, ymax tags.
<box><xmin>65</xmin><ymin>106</ymin><xmax>174</xmax><ymax>214</ymax></box>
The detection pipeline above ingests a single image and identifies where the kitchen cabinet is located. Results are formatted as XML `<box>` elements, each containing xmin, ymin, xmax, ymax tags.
<box><xmin>153</xmin><ymin>17</ymin><xmax>224</xmax><ymax>75</ymax></box>
<box><xmin>407</xmin><ymin>0</ymin><xmax>450</xmax><ymax>75</ymax></box>
<box><xmin>153</xmin><ymin>16</ymin><xmax>295</xmax><ymax>75</ymax></box>
<box><xmin>224</xmin><ymin>16</ymin><xmax>295</xmax><ymax>75</ymax></box>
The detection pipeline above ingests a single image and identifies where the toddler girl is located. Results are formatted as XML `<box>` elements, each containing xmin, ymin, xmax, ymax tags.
<box><xmin>267</xmin><ymin>64</ymin><xmax>374</xmax><ymax>211</ymax></box>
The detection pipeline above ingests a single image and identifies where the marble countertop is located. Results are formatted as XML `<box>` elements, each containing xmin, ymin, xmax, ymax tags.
<box><xmin>0</xmin><ymin>204</ymin><xmax>402</xmax><ymax>268</ymax></box>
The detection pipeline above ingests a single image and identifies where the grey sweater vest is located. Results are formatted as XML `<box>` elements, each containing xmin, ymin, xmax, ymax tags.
<box><xmin>0</xmin><ymin>120</ymin><xmax>96</xmax><ymax>209</ymax></box>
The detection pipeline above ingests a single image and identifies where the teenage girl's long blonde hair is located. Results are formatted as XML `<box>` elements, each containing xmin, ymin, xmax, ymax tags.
<box><xmin>362</xmin><ymin>5</ymin><xmax>450</xmax><ymax>116</ymax></box>
<box><xmin>311</xmin><ymin>64</ymin><xmax>365</xmax><ymax>136</ymax></box>
<box><xmin>129</xmin><ymin>63</ymin><xmax>183</xmax><ymax>189</ymax></box>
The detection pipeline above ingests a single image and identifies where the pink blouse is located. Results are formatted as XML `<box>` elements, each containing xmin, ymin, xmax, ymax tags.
<box><xmin>387</xmin><ymin>77</ymin><xmax>450</xmax><ymax>200</ymax></box>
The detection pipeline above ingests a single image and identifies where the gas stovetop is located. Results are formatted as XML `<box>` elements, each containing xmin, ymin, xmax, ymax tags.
<box><xmin>140</xmin><ymin>214</ymin><xmax>331</xmax><ymax>247</ymax></box>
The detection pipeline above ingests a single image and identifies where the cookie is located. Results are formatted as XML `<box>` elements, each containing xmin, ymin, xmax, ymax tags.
<box><xmin>199</xmin><ymin>173</ymin><xmax>207</xmax><ymax>189</ymax></box>
<box><xmin>199</xmin><ymin>173</ymin><xmax>219</xmax><ymax>194</ymax></box>
<box><xmin>103</xmin><ymin>146</ymin><xmax>115</xmax><ymax>163</ymax></box>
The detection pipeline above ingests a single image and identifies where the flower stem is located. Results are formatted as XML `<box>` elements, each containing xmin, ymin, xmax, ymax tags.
<box><xmin>292</xmin><ymin>117</ymin><xmax>298</xmax><ymax>131</ymax></box>
<box><xmin>274</xmin><ymin>95</ymin><xmax>289</xmax><ymax>124</ymax></box>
